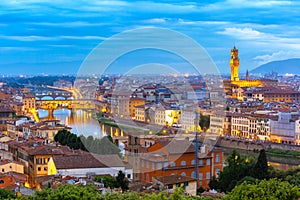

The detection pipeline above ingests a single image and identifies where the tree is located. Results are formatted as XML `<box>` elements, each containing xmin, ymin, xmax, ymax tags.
<box><xmin>55</xmin><ymin>130</ymin><xmax>120</xmax><ymax>155</ymax></box>
<box><xmin>269</xmin><ymin>166</ymin><xmax>300</xmax><ymax>187</ymax></box>
<box><xmin>27</xmin><ymin>184</ymin><xmax>100</xmax><ymax>200</ymax></box>
<box><xmin>116</xmin><ymin>171</ymin><xmax>129</xmax><ymax>193</ymax></box>
<box><xmin>208</xmin><ymin>176</ymin><xmax>219</xmax><ymax>190</ymax></box>
<box><xmin>223</xmin><ymin>179</ymin><xmax>300</xmax><ymax>200</ymax></box>
<box><xmin>79</xmin><ymin>135</ymin><xmax>86</xmax><ymax>151</ymax></box>
<box><xmin>94</xmin><ymin>175</ymin><xmax>117</xmax><ymax>189</ymax></box>
<box><xmin>213</xmin><ymin>150</ymin><xmax>256</xmax><ymax>192</ymax></box>
<box><xmin>199</xmin><ymin>114</ymin><xmax>210</xmax><ymax>132</ymax></box>
<box><xmin>0</xmin><ymin>188</ymin><xmax>16</xmax><ymax>199</ymax></box>
<box><xmin>251</xmin><ymin>149</ymin><xmax>269</xmax><ymax>179</ymax></box>
<box><xmin>106</xmin><ymin>135</ymin><xmax>113</xmax><ymax>144</ymax></box>
<box><xmin>85</xmin><ymin>135</ymin><xmax>94</xmax><ymax>151</ymax></box>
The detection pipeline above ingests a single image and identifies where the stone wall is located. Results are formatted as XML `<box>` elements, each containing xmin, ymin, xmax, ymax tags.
<box><xmin>216</xmin><ymin>137</ymin><xmax>300</xmax><ymax>152</ymax></box>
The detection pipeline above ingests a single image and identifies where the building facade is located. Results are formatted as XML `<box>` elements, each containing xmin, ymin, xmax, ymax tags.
<box><xmin>139</xmin><ymin>139</ymin><xmax>223</xmax><ymax>188</ymax></box>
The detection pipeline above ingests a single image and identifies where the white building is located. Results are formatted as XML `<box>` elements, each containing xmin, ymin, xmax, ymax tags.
<box><xmin>270</xmin><ymin>112</ymin><xmax>296</xmax><ymax>144</ymax></box>
<box><xmin>180</xmin><ymin>107</ymin><xmax>196</xmax><ymax>132</ymax></box>
<box><xmin>49</xmin><ymin>153</ymin><xmax>133</xmax><ymax>180</ymax></box>
<box><xmin>295</xmin><ymin>119</ymin><xmax>300</xmax><ymax>145</ymax></box>
<box><xmin>255</xmin><ymin>116</ymin><xmax>271</xmax><ymax>140</ymax></box>
<box><xmin>210</xmin><ymin>112</ymin><xmax>231</xmax><ymax>136</ymax></box>
<box><xmin>231</xmin><ymin>115</ymin><xmax>250</xmax><ymax>138</ymax></box>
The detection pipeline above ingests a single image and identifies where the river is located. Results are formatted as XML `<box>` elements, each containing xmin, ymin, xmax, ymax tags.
<box><xmin>38</xmin><ymin>109</ymin><xmax>103</xmax><ymax>138</ymax></box>
<box><xmin>222</xmin><ymin>147</ymin><xmax>300</xmax><ymax>170</ymax></box>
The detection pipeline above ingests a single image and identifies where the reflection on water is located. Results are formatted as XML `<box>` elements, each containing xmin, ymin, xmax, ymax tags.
<box><xmin>223</xmin><ymin>148</ymin><xmax>300</xmax><ymax>170</ymax></box>
<box><xmin>37</xmin><ymin>109</ymin><xmax>103</xmax><ymax>138</ymax></box>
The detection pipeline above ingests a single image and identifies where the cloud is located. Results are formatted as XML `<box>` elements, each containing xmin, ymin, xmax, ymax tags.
<box><xmin>226</xmin><ymin>0</ymin><xmax>293</xmax><ymax>7</ymax></box>
<box><xmin>178</xmin><ymin>19</ymin><xmax>229</xmax><ymax>25</ymax></box>
<box><xmin>217</xmin><ymin>26</ymin><xmax>300</xmax><ymax>47</ymax></box>
<box><xmin>30</xmin><ymin>21</ymin><xmax>109</xmax><ymax>27</ymax></box>
<box><xmin>0</xmin><ymin>35</ymin><xmax>53</xmax><ymax>41</ymax></box>
<box><xmin>0</xmin><ymin>47</ymin><xmax>39</xmax><ymax>51</ymax></box>
<box><xmin>203</xmin><ymin>0</ymin><xmax>294</xmax><ymax>10</ymax></box>
<box><xmin>47</xmin><ymin>44</ymin><xmax>76</xmax><ymax>48</ymax></box>
<box><xmin>254</xmin><ymin>51</ymin><xmax>300</xmax><ymax>65</ymax></box>
<box><xmin>143</xmin><ymin>18</ymin><xmax>167</xmax><ymax>24</ymax></box>
<box><xmin>59</xmin><ymin>36</ymin><xmax>106</xmax><ymax>40</ymax></box>
<box><xmin>133</xmin><ymin>2</ymin><xmax>198</xmax><ymax>13</ymax></box>
<box><xmin>217</xmin><ymin>27</ymin><xmax>266</xmax><ymax>39</ymax></box>
<box><xmin>0</xmin><ymin>35</ymin><xmax>106</xmax><ymax>41</ymax></box>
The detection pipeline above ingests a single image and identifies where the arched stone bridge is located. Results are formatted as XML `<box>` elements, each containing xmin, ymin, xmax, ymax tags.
<box><xmin>36</xmin><ymin>99</ymin><xmax>102</xmax><ymax>115</ymax></box>
<box><xmin>35</xmin><ymin>92</ymin><xmax>73</xmax><ymax>100</ymax></box>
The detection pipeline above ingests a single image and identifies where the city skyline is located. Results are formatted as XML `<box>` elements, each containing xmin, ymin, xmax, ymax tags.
<box><xmin>1</xmin><ymin>0</ymin><xmax>300</xmax><ymax>75</ymax></box>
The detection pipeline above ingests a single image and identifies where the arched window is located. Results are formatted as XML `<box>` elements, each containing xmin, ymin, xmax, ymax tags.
<box><xmin>191</xmin><ymin>160</ymin><xmax>196</xmax><ymax>165</ymax></box>
<box><xmin>181</xmin><ymin>172</ymin><xmax>186</xmax><ymax>176</ymax></box>
<box><xmin>181</xmin><ymin>161</ymin><xmax>186</xmax><ymax>166</ymax></box>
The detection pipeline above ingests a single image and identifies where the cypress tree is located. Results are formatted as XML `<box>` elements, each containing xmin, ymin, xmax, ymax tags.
<box><xmin>252</xmin><ymin>149</ymin><xmax>269</xmax><ymax>179</ymax></box>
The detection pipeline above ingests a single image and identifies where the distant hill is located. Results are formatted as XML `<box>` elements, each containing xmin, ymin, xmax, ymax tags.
<box><xmin>251</xmin><ymin>58</ymin><xmax>300</xmax><ymax>75</ymax></box>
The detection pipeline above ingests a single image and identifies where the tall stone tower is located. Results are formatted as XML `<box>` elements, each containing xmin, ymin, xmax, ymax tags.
<box><xmin>230</xmin><ymin>46</ymin><xmax>240</xmax><ymax>81</ymax></box>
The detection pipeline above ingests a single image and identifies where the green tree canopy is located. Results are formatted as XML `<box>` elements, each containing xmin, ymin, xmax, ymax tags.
<box><xmin>210</xmin><ymin>150</ymin><xmax>256</xmax><ymax>192</ymax></box>
<box><xmin>0</xmin><ymin>188</ymin><xmax>16</xmax><ymax>199</ymax></box>
<box><xmin>25</xmin><ymin>184</ymin><xmax>100</xmax><ymax>200</ymax></box>
<box><xmin>199</xmin><ymin>114</ymin><xmax>210</xmax><ymax>132</ymax></box>
<box><xmin>223</xmin><ymin>179</ymin><xmax>300</xmax><ymax>200</ymax></box>
<box><xmin>94</xmin><ymin>175</ymin><xmax>117</xmax><ymax>189</ymax></box>
<box><xmin>54</xmin><ymin>129</ymin><xmax>120</xmax><ymax>155</ymax></box>
<box><xmin>251</xmin><ymin>149</ymin><xmax>269</xmax><ymax>179</ymax></box>
<box><xmin>116</xmin><ymin>171</ymin><xmax>129</xmax><ymax>193</ymax></box>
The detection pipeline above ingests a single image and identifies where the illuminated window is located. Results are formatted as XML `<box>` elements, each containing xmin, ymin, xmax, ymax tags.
<box><xmin>199</xmin><ymin>160</ymin><xmax>203</xmax><ymax>166</ymax></box>
<box><xmin>199</xmin><ymin>173</ymin><xmax>203</xmax><ymax>180</ymax></box>
<box><xmin>170</xmin><ymin>162</ymin><xmax>175</xmax><ymax>167</ymax></box>
<box><xmin>206</xmin><ymin>159</ymin><xmax>211</xmax><ymax>165</ymax></box>
<box><xmin>141</xmin><ymin>160</ymin><xmax>144</xmax><ymax>167</ymax></box>
<box><xmin>206</xmin><ymin>172</ymin><xmax>210</xmax><ymax>179</ymax></box>
<box><xmin>191</xmin><ymin>171</ymin><xmax>196</xmax><ymax>178</ymax></box>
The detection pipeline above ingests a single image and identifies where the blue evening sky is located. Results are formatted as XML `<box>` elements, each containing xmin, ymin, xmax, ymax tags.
<box><xmin>0</xmin><ymin>0</ymin><xmax>300</xmax><ymax>75</ymax></box>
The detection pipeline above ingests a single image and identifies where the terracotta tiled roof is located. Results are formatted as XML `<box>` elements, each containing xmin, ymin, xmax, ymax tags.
<box><xmin>157</xmin><ymin>139</ymin><xmax>195</xmax><ymax>154</ymax></box>
<box><xmin>0</xmin><ymin>159</ymin><xmax>24</xmax><ymax>166</ymax></box>
<box><xmin>91</xmin><ymin>154</ymin><xmax>125</xmax><ymax>167</ymax></box>
<box><xmin>53</xmin><ymin>153</ymin><xmax>124</xmax><ymax>169</ymax></box>
<box><xmin>153</xmin><ymin>175</ymin><xmax>196</xmax><ymax>185</ymax></box>
<box><xmin>27</xmin><ymin>145</ymin><xmax>65</xmax><ymax>156</ymax></box>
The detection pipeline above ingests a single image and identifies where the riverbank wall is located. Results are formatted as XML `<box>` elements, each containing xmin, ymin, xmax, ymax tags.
<box><xmin>216</xmin><ymin>137</ymin><xmax>300</xmax><ymax>152</ymax></box>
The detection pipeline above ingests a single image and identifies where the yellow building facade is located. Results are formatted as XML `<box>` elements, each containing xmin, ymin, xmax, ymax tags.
<box><xmin>0</xmin><ymin>160</ymin><xmax>24</xmax><ymax>174</ymax></box>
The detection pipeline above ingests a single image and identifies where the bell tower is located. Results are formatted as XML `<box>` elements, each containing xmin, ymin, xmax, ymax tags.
<box><xmin>230</xmin><ymin>46</ymin><xmax>240</xmax><ymax>81</ymax></box>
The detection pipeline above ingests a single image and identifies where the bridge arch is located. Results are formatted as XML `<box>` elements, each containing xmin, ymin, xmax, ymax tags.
<box><xmin>36</xmin><ymin>109</ymin><xmax>49</xmax><ymax>118</ymax></box>
<box><xmin>55</xmin><ymin>96</ymin><xmax>67</xmax><ymax>100</ymax></box>
<box><xmin>41</xmin><ymin>96</ymin><xmax>54</xmax><ymax>100</ymax></box>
